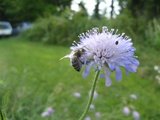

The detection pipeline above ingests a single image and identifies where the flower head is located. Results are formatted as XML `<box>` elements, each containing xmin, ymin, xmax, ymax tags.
<box><xmin>64</xmin><ymin>27</ymin><xmax>139</xmax><ymax>86</ymax></box>
<box><xmin>123</xmin><ymin>106</ymin><xmax>131</xmax><ymax>116</ymax></box>
<box><xmin>73</xmin><ymin>92</ymin><xmax>81</xmax><ymax>98</ymax></box>
<box><xmin>41</xmin><ymin>107</ymin><xmax>54</xmax><ymax>117</ymax></box>
<box><xmin>130</xmin><ymin>94</ymin><xmax>138</xmax><ymax>100</ymax></box>
<box><xmin>132</xmin><ymin>110</ymin><xmax>140</xmax><ymax>120</ymax></box>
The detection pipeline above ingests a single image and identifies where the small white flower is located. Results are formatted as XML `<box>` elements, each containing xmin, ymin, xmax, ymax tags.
<box><xmin>95</xmin><ymin>112</ymin><xmax>101</xmax><ymax>118</ymax></box>
<box><xmin>154</xmin><ymin>65</ymin><xmax>159</xmax><ymax>71</ymax></box>
<box><xmin>123</xmin><ymin>106</ymin><xmax>130</xmax><ymax>116</ymax></box>
<box><xmin>157</xmin><ymin>78</ymin><xmax>160</xmax><ymax>84</ymax></box>
<box><xmin>84</xmin><ymin>116</ymin><xmax>91</xmax><ymax>120</ymax></box>
<box><xmin>90</xmin><ymin>104</ymin><xmax>95</xmax><ymax>110</ymax></box>
<box><xmin>132</xmin><ymin>110</ymin><xmax>140</xmax><ymax>120</ymax></box>
<box><xmin>41</xmin><ymin>107</ymin><xmax>54</xmax><ymax>117</ymax></box>
<box><xmin>155</xmin><ymin>75</ymin><xmax>160</xmax><ymax>81</ymax></box>
<box><xmin>89</xmin><ymin>90</ymin><xmax>98</xmax><ymax>99</ymax></box>
<box><xmin>130</xmin><ymin>94</ymin><xmax>138</xmax><ymax>100</ymax></box>
<box><xmin>64</xmin><ymin>27</ymin><xmax>139</xmax><ymax>86</ymax></box>
<box><xmin>73</xmin><ymin>92</ymin><xmax>81</xmax><ymax>98</ymax></box>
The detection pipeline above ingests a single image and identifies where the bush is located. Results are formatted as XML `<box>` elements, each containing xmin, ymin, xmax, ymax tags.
<box><xmin>145</xmin><ymin>19</ymin><xmax>160</xmax><ymax>50</ymax></box>
<box><xmin>23</xmin><ymin>16</ymin><xmax>70</xmax><ymax>45</ymax></box>
<box><xmin>22</xmin><ymin>10</ymin><xmax>143</xmax><ymax>46</ymax></box>
<box><xmin>22</xmin><ymin>13</ymin><xmax>110</xmax><ymax>46</ymax></box>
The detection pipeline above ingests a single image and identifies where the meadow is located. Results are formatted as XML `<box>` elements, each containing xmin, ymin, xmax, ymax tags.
<box><xmin>0</xmin><ymin>38</ymin><xmax>160</xmax><ymax>120</ymax></box>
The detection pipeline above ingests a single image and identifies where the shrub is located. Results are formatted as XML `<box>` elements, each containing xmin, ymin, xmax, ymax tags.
<box><xmin>23</xmin><ymin>16</ymin><xmax>71</xmax><ymax>45</ymax></box>
<box><xmin>145</xmin><ymin>19</ymin><xmax>160</xmax><ymax>50</ymax></box>
<box><xmin>22</xmin><ymin>13</ymin><xmax>110</xmax><ymax>46</ymax></box>
<box><xmin>22</xmin><ymin>10</ymin><xmax>143</xmax><ymax>46</ymax></box>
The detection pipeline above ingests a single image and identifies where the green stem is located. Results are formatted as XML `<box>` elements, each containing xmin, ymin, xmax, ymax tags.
<box><xmin>79</xmin><ymin>70</ymin><xmax>100</xmax><ymax>120</ymax></box>
<box><xmin>0</xmin><ymin>110</ymin><xmax>4</xmax><ymax>120</ymax></box>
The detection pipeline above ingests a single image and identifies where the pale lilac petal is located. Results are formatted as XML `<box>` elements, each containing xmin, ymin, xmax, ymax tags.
<box><xmin>125</xmin><ymin>64</ymin><xmax>138</xmax><ymax>72</ymax></box>
<box><xmin>108</xmin><ymin>63</ymin><xmax>115</xmax><ymax>71</ymax></box>
<box><xmin>83</xmin><ymin>63</ymin><xmax>93</xmax><ymax>78</ymax></box>
<box><xmin>104</xmin><ymin>67</ymin><xmax>112</xmax><ymax>86</ymax></box>
<box><xmin>100</xmin><ymin>74</ymin><xmax>105</xmax><ymax>78</ymax></box>
<box><xmin>115</xmin><ymin>66</ymin><xmax>122</xmax><ymax>81</ymax></box>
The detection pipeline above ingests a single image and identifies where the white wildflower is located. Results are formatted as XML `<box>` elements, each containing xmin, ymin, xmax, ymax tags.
<box><xmin>130</xmin><ymin>94</ymin><xmax>138</xmax><ymax>100</ymax></box>
<box><xmin>154</xmin><ymin>65</ymin><xmax>159</xmax><ymax>71</ymax></box>
<box><xmin>95</xmin><ymin>112</ymin><xmax>101</xmax><ymax>118</ymax></box>
<box><xmin>89</xmin><ymin>90</ymin><xmax>98</xmax><ymax>99</ymax></box>
<box><xmin>73</xmin><ymin>92</ymin><xmax>81</xmax><ymax>98</ymax></box>
<box><xmin>132</xmin><ymin>110</ymin><xmax>140</xmax><ymax>120</ymax></box>
<box><xmin>90</xmin><ymin>104</ymin><xmax>95</xmax><ymax>110</ymax></box>
<box><xmin>123</xmin><ymin>106</ymin><xmax>130</xmax><ymax>116</ymax></box>
<box><xmin>41</xmin><ymin>107</ymin><xmax>54</xmax><ymax>117</ymax></box>
<box><xmin>155</xmin><ymin>75</ymin><xmax>160</xmax><ymax>81</ymax></box>
<box><xmin>84</xmin><ymin>116</ymin><xmax>91</xmax><ymax>120</ymax></box>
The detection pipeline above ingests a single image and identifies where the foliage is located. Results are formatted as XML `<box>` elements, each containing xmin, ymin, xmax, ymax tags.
<box><xmin>22</xmin><ymin>12</ymin><xmax>109</xmax><ymax>46</ymax></box>
<box><xmin>145</xmin><ymin>19</ymin><xmax>160</xmax><ymax>50</ymax></box>
<box><xmin>23</xmin><ymin>10</ymin><xmax>142</xmax><ymax>46</ymax></box>
<box><xmin>119</xmin><ymin>0</ymin><xmax>160</xmax><ymax>20</ymax></box>
<box><xmin>0</xmin><ymin>0</ymin><xmax>72</xmax><ymax>23</ymax></box>
<box><xmin>0</xmin><ymin>39</ymin><xmax>160</xmax><ymax>120</ymax></box>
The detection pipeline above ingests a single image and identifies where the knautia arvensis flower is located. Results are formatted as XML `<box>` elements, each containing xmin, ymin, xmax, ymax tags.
<box><xmin>63</xmin><ymin>26</ymin><xmax>139</xmax><ymax>86</ymax></box>
<box><xmin>62</xmin><ymin>26</ymin><xmax>139</xmax><ymax>120</ymax></box>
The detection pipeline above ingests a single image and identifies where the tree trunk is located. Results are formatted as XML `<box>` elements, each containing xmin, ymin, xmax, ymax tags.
<box><xmin>110</xmin><ymin>0</ymin><xmax>114</xmax><ymax>19</ymax></box>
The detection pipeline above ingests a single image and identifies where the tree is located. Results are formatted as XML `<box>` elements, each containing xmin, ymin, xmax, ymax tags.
<box><xmin>93</xmin><ymin>0</ymin><xmax>101</xmax><ymax>19</ymax></box>
<box><xmin>46</xmin><ymin>0</ymin><xmax>72</xmax><ymax>11</ymax></box>
<box><xmin>119</xmin><ymin>0</ymin><xmax>160</xmax><ymax>19</ymax></box>
<box><xmin>0</xmin><ymin>0</ymin><xmax>73</xmax><ymax>23</ymax></box>
<box><xmin>110</xmin><ymin>0</ymin><xmax>114</xmax><ymax>19</ymax></box>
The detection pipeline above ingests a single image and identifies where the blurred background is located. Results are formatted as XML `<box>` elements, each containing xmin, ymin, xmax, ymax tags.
<box><xmin>0</xmin><ymin>0</ymin><xmax>160</xmax><ymax>120</ymax></box>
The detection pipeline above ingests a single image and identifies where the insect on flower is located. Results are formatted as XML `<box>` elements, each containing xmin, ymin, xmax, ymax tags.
<box><xmin>61</xmin><ymin>48</ymin><xmax>86</xmax><ymax>72</ymax></box>
<box><xmin>62</xmin><ymin>26</ymin><xmax>139</xmax><ymax>86</ymax></box>
<box><xmin>71</xmin><ymin>48</ymin><xmax>85</xmax><ymax>71</ymax></box>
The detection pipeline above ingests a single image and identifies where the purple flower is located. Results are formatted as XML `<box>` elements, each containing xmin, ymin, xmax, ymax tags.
<box><xmin>63</xmin><ymin>27</ymin><xmax>139</xmax><ymax>86</ymax></box>
<box><xmin>132</xmin><ymin>110</ymin><xmax>140</xmax><ymax>120</ymax></box>
<box><xmin>41</xmin><ymin>107</ymin><xmax>54</xmax><ymax>117</ymax></box>
<box><xmin>123</xmin><ymin>106</ymin><xmax>131</xmax><ymax>116</ymax></box>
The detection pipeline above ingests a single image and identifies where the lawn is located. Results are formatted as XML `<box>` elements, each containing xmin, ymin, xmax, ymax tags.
<box><xmin>0</xmin><ymin>38</ymin><xmax>160</xmax><ymax>120</ymax></box>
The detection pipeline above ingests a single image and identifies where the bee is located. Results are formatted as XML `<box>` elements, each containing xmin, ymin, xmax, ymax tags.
<box><xmin>71</xmin><ymin>49</ymin><xmax>85</xmax><ymax>72</ymax></box>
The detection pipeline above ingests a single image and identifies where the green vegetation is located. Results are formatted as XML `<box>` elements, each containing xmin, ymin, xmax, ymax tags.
<box><xmin>145</xmin><ymin>19</ymin><xmax>160</xmax><ymax>50</ymax></box>
<box><xmin>1</xmin><ymin>0</ymin><xmax>160</xmax><ymax>120</ymax></box>
<box><xmin>0</xmin><ymin>38</ymin><xmax>160</xmax><ymax>120</ymax></box>
<box><xmin>22</xmin><ymin>12</ymin><xmax>139</xmax><ymax>46</ymax></box>
<box><xmin>21</xmin><ymin>9</ymin><xmax>160</xmax><ymax>48</ymax></box>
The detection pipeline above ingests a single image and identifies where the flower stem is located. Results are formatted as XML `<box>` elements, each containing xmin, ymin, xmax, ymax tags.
<box><xmin>79</xmin><ymin>70</ymin><xmax>100</xmax><ymax>120</ymax></box>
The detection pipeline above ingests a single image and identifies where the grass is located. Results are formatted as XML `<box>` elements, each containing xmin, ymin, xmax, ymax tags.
<box><xmin>0</xmin><ymin>37</ymin><xmax>160</xmax><ymax>120</ymax></box>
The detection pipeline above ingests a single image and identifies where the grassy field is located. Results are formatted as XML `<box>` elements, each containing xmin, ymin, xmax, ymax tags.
<box><xmin>0</xmin><ymin>38</ymin><xmax>160</xmax><ymax>120</ymax></box>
